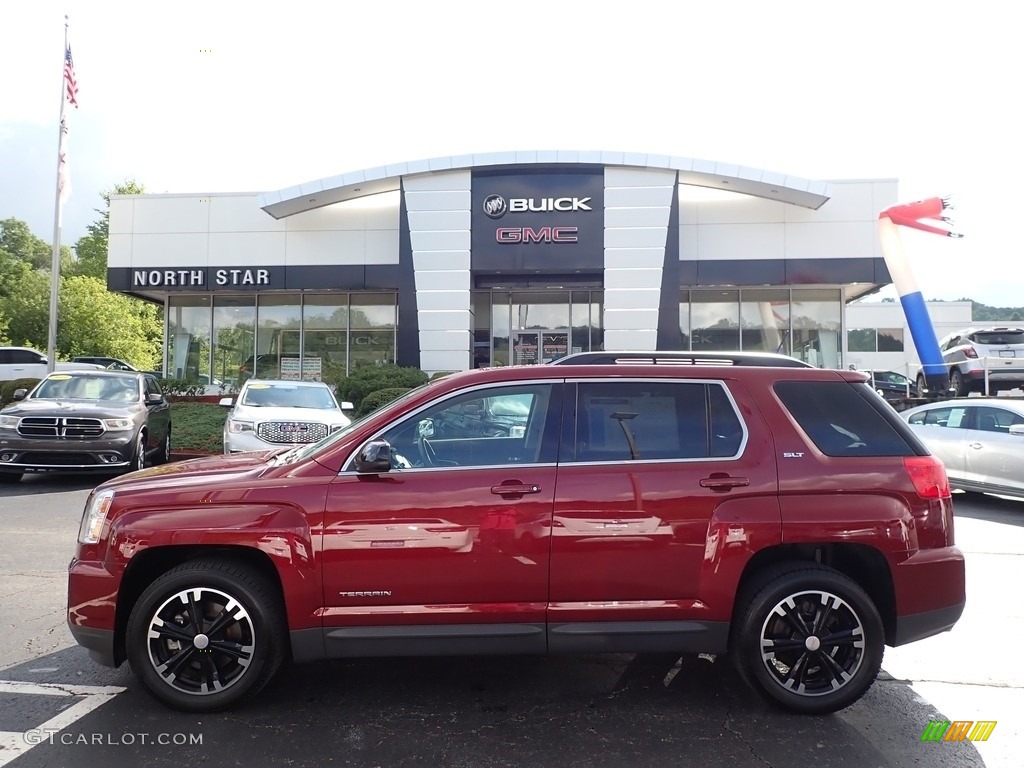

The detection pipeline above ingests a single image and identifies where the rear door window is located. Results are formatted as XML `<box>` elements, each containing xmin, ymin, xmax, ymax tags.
<box><xmin>775</xmin><ymin>381</ymin><xmax>918</xmax><ymax>457</ymax></box>
<box><xmin>565</xmin><ymin>380</ymin><xmax>744</xmax><ymax>462</ymax></box>
<box><xmin>907</xmin><ymin>406</ymin><xmax>969</xmax><ymax>429</ymax></box>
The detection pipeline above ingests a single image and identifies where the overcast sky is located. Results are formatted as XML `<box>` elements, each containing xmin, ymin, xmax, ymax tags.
<box><xmin>1</xmin><ymin>0</ymin><xmax>1016</xmax><ymax>305</ymax></box>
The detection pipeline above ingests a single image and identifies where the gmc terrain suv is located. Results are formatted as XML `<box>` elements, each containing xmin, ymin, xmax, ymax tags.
<box><xmin>935</xmin><ymin>326</ymin><xmax>1024</xmax><ymax>395</ymax></box>
<box><xmin>68</xmin><ymin>364</ymin><xmax>965</xmax><ymax>714</ymax></box>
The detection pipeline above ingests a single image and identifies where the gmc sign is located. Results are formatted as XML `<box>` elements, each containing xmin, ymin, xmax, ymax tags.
<box><xmin>495</xmin><ymin>226</ymin><xmax>579</xmax><ymax>243</ymax></box>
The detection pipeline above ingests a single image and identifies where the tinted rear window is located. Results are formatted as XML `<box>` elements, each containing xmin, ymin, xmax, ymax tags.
<box><xmin>774</xmin><ymin>381</ymin><xmax>919</xmax><ymax>457</ymax></box>
<box><xmin>970</xmin><ymin>330</ymin><xmax>1024</xmax><ymax>345</ymax></box>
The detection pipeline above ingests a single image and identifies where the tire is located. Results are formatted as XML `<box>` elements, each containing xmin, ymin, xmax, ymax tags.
<box><xmin>129</xmin><ymin>431</ymin><xmax>147</xmax><ymax>473</ymax></box>
<box><xmin>916</xmin><ymin>374</ymin><xmax>927</xmax><ymax>396</ymax></box>
<box><xmin>155</xmin><ymin>429</ymin><xmax>171</xmax><ymax>465</ymax></box>
<box><xmin>126</xmin><ymin>559</ymin><xmax>286</xmax><ymax>712</ymax></box>
<box><xmin>731</xmin><ymin>564</ymin><xmax>884</xmax><ymax>715</ymax></box>
<box><xmin>949</xmin><ymin>369</ymin><xmax>966</xmax><ymax>397</ymax></box>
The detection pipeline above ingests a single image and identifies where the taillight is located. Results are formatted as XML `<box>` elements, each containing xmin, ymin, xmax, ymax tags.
<box><xmin>904</xmin><ymin>456</ymin><xmax>951</xmax><ymax>499</ymax></box>
<box><xmin>963</xmin><ymin>347</ymin><xmax>978</xmax><ymax>359</ymax></box>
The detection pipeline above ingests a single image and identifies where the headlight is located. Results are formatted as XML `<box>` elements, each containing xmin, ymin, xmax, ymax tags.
<box><xmin>102</xmin><ymin>418</ymin><xmax>133</xmax><ymax>431</ymax></box>
<box><xmin>0</xmin><ymin>415</ymin><xmax>19</xmax><ymax>430</ymax></box>
<box><xmin>78</xmin><ymin>489</ymin><xmax>115</xmax><ymax>544</ymax></box>
<box><xmin>227</xmin><ymin>420</ymin><xmax>254</xmax><ymax>433</ymax></box>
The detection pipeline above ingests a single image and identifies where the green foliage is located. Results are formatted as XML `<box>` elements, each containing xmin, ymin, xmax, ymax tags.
<box><xmin>170</xmin><ymin>402</ymin><xmax>228</xmax><ymax>453</ymax></box>
<box><xmin>0</xmin><ymin>378</ymin><xmax>41</xmax><ymax>407</ymax></box>
<box><xmin>159</xmin><ymin>378</ymin><xmax>207</xmax><ymax>398</ymax></box>
<box><xmin>357</xmin><ymin>387</ymin><xmax>412</xmax><ymax>417</ymax></box>
<box><xmin>72</xmin><ymin>180</ymin><xmax>145</xmax><ymax>280</ymax></box>
<box><xmin>334</xmin><ymin>364</ymin><xmax>428</xmax><ymax>411</ymax></box>
<box><xmin>967</xmin><ymin>300</ymin><xmax>1024</xmax><ymax>323</ymax></box>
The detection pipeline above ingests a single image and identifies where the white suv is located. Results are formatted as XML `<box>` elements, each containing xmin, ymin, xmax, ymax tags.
<box><xmin>936</xmin><ymin>327</ymin><xmax>1024</xmax><ymax>395</ymax></box>
<box><xmin>0</xmin><ymin>347</ymin><xmax>105</xmax><ymax>380</ymax></box>
<box><xmin>220</xmin><ymin>379</ymin><xmax>354</xmax><ymax>453</ymax></box>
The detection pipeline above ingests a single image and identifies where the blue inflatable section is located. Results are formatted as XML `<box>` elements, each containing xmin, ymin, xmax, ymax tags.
<box><xmin>900</xmin><ymin>291</ymin><xmax>945</xmax><ymax>376</ymax></box>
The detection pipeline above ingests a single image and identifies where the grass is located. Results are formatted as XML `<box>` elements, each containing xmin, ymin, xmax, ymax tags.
<box><xmin>171</xmin><ymin>401</ymin><xmax>227</xmax><ymax>454</ymax></box>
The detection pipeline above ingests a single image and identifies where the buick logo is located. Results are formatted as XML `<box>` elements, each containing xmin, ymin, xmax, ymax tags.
<box><xmin>482</xmin><ymin>194</ymin><xmax>507</xmax><ymax>219</ymax></box>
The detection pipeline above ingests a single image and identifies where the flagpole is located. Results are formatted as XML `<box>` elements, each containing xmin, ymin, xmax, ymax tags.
<box><xmin>47</xmin><ymin>17</ymin><xmax>71</xmax><ymax>374</ymax></box>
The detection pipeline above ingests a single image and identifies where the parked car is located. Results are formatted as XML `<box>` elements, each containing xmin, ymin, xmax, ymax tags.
<box><xmin>68</xmin><ymin>364</ymin><xmax>965</xmax><ymax>715</ymax></box>
<box><xmin>863</xmin><ymin>370</ymin><xmax>918</xmax><ymax>401</ymax></box>
<box><xmin>0</xmin><ymin>346</ymin><xmax>105</xmax><ymax>380</ymax></box>
<box><xmin>220</xmin><ymin>379</ymin><xmax>354</xmax><ymax>452</ymax></box>
<box><xmin>899</xmin><ymin>398</ymin><xmax>1024</xmax><ymax>498</ymax></box>
<box><xmin>0</xmin><ymin>370</ymin><xmax>171</xmax><ymax>482</ymax></box>
<box><xmin>70</xmin><ymin>356</ymin><xmax>164</xmax><ymax>378</ymax></box>
<box><xmin>931</xmin><ymin>326</ymin><xmax>1024</xmax><ymax>396</ymax></box>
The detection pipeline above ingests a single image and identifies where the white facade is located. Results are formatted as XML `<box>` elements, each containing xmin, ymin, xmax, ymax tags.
<box><xmin>107</xmin><ymin>152</ymin><xmax>900</xmax><ymax>379</ymax></box>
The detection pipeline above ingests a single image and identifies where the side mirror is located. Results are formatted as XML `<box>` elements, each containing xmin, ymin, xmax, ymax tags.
<box><xmin>339</xmin><ymin>401</ymin><xmax>355</xmax><ymax>411</ymax></box>
<box><xmin>354</xmin><ymin>440</ymin><xmax>392</xmax><ymax>473</ymax></box>
<box><xmin>145</xmin><ymin>392</ymin><xmax>163</xmax><ymax>404</ymax></box>
<box><xmin>1010</xmin><ymin>424</ymin><xmax>1024</xmax><ymax>437</ymax></box>
<box><xmin>12</xmin><ymin>389</ymin><xmax>27</xmax><ymax>401</ymax></box>
<box><xmin>218</xmin><ymin>397</ymin><xmax>234</xmax><ymax>408</ymax></box>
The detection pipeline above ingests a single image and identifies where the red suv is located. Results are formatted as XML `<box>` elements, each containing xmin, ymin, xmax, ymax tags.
<box><xmin>68</xmin><ymin>364</ymin><xmax>965</xmax><ymax>714</ymax></box>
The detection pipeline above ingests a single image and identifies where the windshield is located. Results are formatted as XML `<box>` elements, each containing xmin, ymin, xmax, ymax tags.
<box><xmin>241</xmin><ymin>384</ymin><xmax>339</xmax><ymax>409</ymax></box>
<box><xmin>34</xmin><ymin>373</ymin><xmax>138</xmax><ymax>402</ymax></box>
<box><xmin>273</xmin><ymin>381</ymin><xmax>436</xmax><ymax>465</ymax></box>
<box><xmin>971</xmin><ymin>330</ymin><xmax>1024</xmax><ymax>345</ymax></box>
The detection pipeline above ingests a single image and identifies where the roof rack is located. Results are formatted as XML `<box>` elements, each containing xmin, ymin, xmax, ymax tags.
<box><xmin>549</xmin><ymin>351</ymin><xmax>813</xmax><ymax>368</ymax></box>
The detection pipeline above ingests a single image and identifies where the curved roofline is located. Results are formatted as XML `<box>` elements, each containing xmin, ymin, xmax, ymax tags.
<box><xmin>258</xmin><ymin>150</ymin><xmax>832</xmax><ymax>219</ymax></box>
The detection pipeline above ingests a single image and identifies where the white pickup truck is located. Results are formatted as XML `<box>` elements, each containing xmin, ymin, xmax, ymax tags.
<box><xmin>0</xmin><ymin>347</ymin><xmax>105</xmax><ymax>381</ymax></box>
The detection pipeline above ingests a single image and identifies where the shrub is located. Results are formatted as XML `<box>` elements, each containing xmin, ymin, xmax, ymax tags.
<box><xmin>357</xmin><ymin>387</ymin><xmax>412</xmax><ymax>417</ymax></box>
<box><xmin>335</xmin><ymin>365</ymin><xmax>428</xmax><ymax>411</ymax></box>
<box><xmin>159</xmin><ymin>378</ymin><xmax>207</xmax><ymax>398</ymax></box>
<box><xmin>0</xmin><ymin>378</ymin><xmax>41</xmax><ymax>407</ymax></box>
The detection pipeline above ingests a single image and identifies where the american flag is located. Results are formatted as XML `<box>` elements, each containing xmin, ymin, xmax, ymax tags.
<box><xmin>64</xmin><ymin>45</ymin><xmax>78</xmax><ymax>108</ymax></box>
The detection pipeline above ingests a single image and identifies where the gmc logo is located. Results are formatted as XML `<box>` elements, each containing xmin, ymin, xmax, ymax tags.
<box><xmin>495</xmin><ymin>226</ymin><xmax>579</xmax><ymax>244</ymax></box>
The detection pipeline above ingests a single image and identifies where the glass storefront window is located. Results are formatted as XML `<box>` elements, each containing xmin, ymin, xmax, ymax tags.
<box><xmin>691</xmin><ymin>290</ymin><xmax>740</xmax><ymax>350</ymax></box>
<box><xmin>877</xmin><ymin>328</ymin><xmax>904</xmax><ymax>352</ymax></box>
<box><xmin>349</xmin><ymin>293</ymin><xmax>396</xmax><ymax>370</ymax></box>
<box><xmin>304</xmin><ymin>294</ymin><xmax>348</xmax><ymax>382</ymax></box>
<box><xmin>473</xmin><ymin>292</ymin><xmax>492</xmax><ymax>368</ymax></box>
<box><xmin>678</xmin><ymin>290</ymin><xmax>691</xmax><ymax>349</ymax></box>
<box><xmin>213</xmin><ymin>297</ymin><xmax>255</xmax><ymax>389</ymax></box>
<box><xmin>791</xmin><ymin>289</ymin><xmax>842</xmax><ymax>368</ymax></box>
<box><xmin>491</xmin><ymin>291</ymin><xmax>511</xmax><ymax>367</ymax></box>
<box><xmin>255</xmin><ymin>295</ymin><xmax>301</xmax><ymax>379</ymax></box>
<box><xmin>167</xmin><ymin>296</ymin><xmax>211</xmax><ymax>384</ymax></box>
<box><xmin>740</xmin><ymin>289</ymin><xmax>790</xmax><ymax>354</ymax></box>
<box><xmin>847</xmin><ymin>328</ymin><xmax>876</xmax><ymax>352</ymax></box>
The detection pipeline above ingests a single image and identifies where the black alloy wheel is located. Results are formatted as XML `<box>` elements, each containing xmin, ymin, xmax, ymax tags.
<box><xmin>732</xmin><ymin>564</ymin><xmax>884</xmax><ymax>714</ymax></box>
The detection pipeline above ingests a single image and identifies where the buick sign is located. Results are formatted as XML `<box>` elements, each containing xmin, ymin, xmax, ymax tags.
<box><xmin>483</xmin><ymin>195</ymin><xmax>507</xmax><ymax>219</ymax></box>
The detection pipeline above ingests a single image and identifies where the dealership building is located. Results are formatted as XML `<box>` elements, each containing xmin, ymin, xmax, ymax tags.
<box><xmin>107</xmin><ymin>151</ymin><xmax>899</xmax><ymax>383</ymax></box>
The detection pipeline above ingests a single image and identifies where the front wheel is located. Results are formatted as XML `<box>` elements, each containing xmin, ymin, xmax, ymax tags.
<box><xmin>949</xmin><ymin>369</ymin><xmax>966</xmax><ymax>397</ymax></box>
<box><xmin>731</xmin><ymin>564</ymin><xmax>884</xmax><ymax>714</ymax></box>
<box><xmin>126</xmin><ymin>559</ymin><xmax>287</xmax><ymax>712</ymax></box>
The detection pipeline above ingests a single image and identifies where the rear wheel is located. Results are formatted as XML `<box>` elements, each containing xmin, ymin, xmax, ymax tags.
<box><xmin>731</xmin><ymin>564</ymin><xmax>884</xmax><ymax>714</ymax></box>
<box><xmin>126</xmin><ymin>559</ymin><xmax>286</xmax><ymax>712</ymax></box>
<box><xmin>949</xmin><ymin>369</ymin><xmax>967</xmax><ymax>397</ymax></box>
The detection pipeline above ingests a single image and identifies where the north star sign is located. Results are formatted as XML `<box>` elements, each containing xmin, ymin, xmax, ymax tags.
<box><xmin>131</xmin><ymin>268</ymin><xmax>273</xmax><ymax>288</ymax></box>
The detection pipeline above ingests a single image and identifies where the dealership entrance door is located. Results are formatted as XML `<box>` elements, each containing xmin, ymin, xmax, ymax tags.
<box><xmin>473</xmin><ymin>284</ymin><xmax>603</xmax><ymax>368</ymax></box>
<box><xmin>511</xmin><ymin>329</ymin><xmax>570</xmax><ymax>365</ymax></box>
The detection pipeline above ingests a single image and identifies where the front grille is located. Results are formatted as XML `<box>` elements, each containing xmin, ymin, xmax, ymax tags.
<box><xmin>18</xmin><ymin>417</ymin><xmax>105</xmax><ymax>438</ymax></box>
<box><xmin>20</xmin><ymin>452</ymin><xmax>102</xmax><ymax>465</ymax></box>
<box><xmin>256</xmin><ymin>421</ymin><xmax>329</xmax><ymax>444</ymax></box>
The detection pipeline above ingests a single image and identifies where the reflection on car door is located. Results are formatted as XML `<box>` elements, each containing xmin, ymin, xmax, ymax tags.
<box><xmin>547</xmin><ymin>378</ymin><xmax>778</xmax><ymax>650</ymax></box>
<box><xmin>320</xmin><ymin>382</ymin><xmax>562</xmax><ymax>654</ymax></box>
<box><xmin>909</xmin><ymin>406</ymin><xmax>970</xmax><ymax>482</ymax></box>
<box><xmin>963</xmin><ymin>406</ymin><xmax>1024</xmax><ymax>494</ymax></box>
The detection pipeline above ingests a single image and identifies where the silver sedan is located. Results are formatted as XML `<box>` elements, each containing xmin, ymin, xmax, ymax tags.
<box><xmin>899</xmin><ymin>398</ymin><xmax>1024</xmax><ymax>498</ymax></box>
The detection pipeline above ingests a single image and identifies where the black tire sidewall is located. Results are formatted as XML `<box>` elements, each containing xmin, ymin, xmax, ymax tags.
<box><xmin>126</xmin><ymin>561</ymin><xmax>285</xmax><ymax>712</ymax></box>
<box><xmin>734</xmin><ymin>566</ymin><xmax>884</xmax><ymax>715</ymax></box>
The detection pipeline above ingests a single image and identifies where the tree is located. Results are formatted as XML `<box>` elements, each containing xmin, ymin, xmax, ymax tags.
<box><xmin>72</xmin><ymin>180</ymin><xmax>145</xmax><ymax>280</ymax></box>
<box><xmin>0</xmin><ymin>218</ymin><xmax>71</xmax><ymax>272</ymax></box>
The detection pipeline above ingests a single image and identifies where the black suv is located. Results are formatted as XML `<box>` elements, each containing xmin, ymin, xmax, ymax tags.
<box><xmin>0</xmin><ymin>370</ymin><xmax>171</xmax><ymax>482</ymax></box>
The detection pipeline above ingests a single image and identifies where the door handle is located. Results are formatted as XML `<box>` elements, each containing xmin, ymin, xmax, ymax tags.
<box><xmin>699</xmin><ymin>475</ymin><xmax>750</xmax><ymax>491</ymax></box>
<box><xmin>968</xmin><ymin>442</ymin><xmax>983</xmax><ymax>450</ymax></box>
<box><xmin>491</xmin><ymin>483</ymin><xmax>542</xmax><ymax>496</ymax></box>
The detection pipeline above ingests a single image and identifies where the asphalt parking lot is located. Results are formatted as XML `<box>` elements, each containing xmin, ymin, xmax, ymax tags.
<box><xmin>1</xmin><ymin>473</ymin><xmax>1020</xmax><ymax>768</ymax></box>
